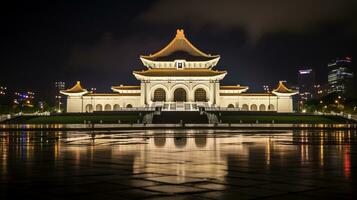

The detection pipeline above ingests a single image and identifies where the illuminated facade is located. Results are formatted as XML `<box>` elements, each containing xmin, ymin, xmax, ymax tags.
<box><xmin>327</xmin><ymin>58</ymin><xmax>354</xmax><ymax>95</ymax></box>
<box><xmin>61</xmin><ymin>29</ymin><xmax>297</xmax><ymax>113</ymax></box>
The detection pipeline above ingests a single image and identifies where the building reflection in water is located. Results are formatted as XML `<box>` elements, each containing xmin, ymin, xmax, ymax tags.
<box><xmin>0</xmin><ymin>129</ymin><xmax>356</xmax><ymax>183</ymax></box>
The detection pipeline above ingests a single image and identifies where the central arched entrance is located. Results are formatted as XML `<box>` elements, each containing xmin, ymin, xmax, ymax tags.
<box><xmin>173</xmin><ymin>88</ymin><xmax>187</xmax><ymax>102</ymax></box>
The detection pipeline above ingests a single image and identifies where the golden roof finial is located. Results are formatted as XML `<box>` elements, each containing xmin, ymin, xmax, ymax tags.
<box><xmin>176</xmin><ymin>29</ymin><xmax>185</xmax><ymax>39</ymax></box>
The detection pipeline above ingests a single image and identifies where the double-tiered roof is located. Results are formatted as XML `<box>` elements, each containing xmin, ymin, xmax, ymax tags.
<box><xmin>141</xmin><ymin>29</ymin><xmax>219</xmax><ymax>62</ymax></box>
<box><xmin>140</xmin><ymin>29</ymin><xmax>220</xmax><ymax>69</ymax></box>
<box><xmin>136</xmin><ymin>29</ymin><xmax>226</xmax><ymax>80</ymax></box>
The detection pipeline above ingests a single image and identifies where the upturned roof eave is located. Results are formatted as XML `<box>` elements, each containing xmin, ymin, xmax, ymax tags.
<box><xmin>140</xmin><ymin>29</ymin><xmax>219</xmax><ymax>61</ymax></box>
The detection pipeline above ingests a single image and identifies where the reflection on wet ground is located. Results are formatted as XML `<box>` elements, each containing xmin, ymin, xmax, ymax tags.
<box><xmin>0</xmin><ymin>129</ymin><xmax>356</xmax><ymax>199</ymax></box>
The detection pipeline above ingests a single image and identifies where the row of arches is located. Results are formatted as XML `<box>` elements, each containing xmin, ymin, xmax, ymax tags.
<box><xmin>227</xmin><ymin>104</ymin><xmax>275</xmax><ymax>111</ymax></box>
<box><xmin>85</xmin><ymin>104</ymin><xmax>133</xmax><ymax>112</ymax></box>
<box><xmin>153</xmin><ymin>88</ymin><xmax>207</xmax><ymax>102</ymax></box>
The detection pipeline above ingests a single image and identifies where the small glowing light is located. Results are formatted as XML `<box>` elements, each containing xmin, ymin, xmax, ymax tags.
<box><xmin>302</xmin><ymin>109</ymin><xmax>306</xmax><ymax>113</ymax></box>
<box><xmin>298</xmin><ymin>69</ymin><xmax>312</xmax><ymax>74</ymax></box>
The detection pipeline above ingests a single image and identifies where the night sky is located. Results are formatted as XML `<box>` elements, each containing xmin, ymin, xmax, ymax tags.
<box><xmin>1</xmin><ymin>0</ymin><xmax>356</xmax><ymax>101</ymax></box>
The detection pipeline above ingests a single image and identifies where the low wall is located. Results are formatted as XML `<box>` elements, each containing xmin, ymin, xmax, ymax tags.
<box><xmin>0</xmin><ymin>123</ymin><xmax>356</xmax><ymax>131</ymax></box>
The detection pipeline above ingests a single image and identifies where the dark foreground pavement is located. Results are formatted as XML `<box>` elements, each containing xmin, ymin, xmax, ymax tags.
<box><xmin>0</xmin><ymin>129</ymin><xmax>356</xmax><ymax>200</ymax></box>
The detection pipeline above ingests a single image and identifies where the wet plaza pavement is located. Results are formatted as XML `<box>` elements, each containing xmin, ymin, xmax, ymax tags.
<box><xmin>0</xmin><ymin>129</ymin><xmax>356</xmax><ymax>199</ymax></box>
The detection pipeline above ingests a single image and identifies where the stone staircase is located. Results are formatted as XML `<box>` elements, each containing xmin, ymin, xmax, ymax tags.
<box><xmin>152</xmin><ymin>111</ymin><xmax>209</xmax><ymax>124</ymax></box>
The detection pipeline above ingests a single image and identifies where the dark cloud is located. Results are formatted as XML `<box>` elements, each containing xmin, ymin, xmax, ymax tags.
<box><xmin>68</xmin><ymin>32</ymin><xmax>160</xmax><ymax>70</ymax></box>
<box><xmin>0</xmin><ymin>1</ymin><xmax>355</xmax><ymax>100</ymax></box>
<box><xmin>140</xmin><ymin>0</ymin><xmax>356</xmax><ymax>41</ymax></box>
<box><xmin>65</xmin><ymin>30</ymin><xmax>176</xmax><ymax>90</ymax></box>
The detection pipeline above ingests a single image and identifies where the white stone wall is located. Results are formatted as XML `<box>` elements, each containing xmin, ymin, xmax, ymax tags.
<box><xmin>219</xmin><ymin>95</ymin><xmax>293</xmax><ymax>112</ymax></box>
<box><xmin>66</xmin><ymin>90</ymin><xmax>294</xmax><ymax>113</ymax></box>
<box><xmin>66</xmin><ymin>97</ymin><xmax>85</xmax><ymax>113</ymax></box>
<box><xmin>66</xmin><ymin>91</ymin><xmax>294</xmax><ymax>113</ymax></box>
<box><xmin>66</xmin><ymin>95</ymin><xmax>141</xmax><ymax>113</ymax></box>
<box><xmin>65</xmin><ymin>80</ymin><xmax>294</xmax><ymax>113</ymax></box>
<box><xmin>276</xmin><ymin>96</ymin><xmax>294</xmax><ymax>113</ymax></box>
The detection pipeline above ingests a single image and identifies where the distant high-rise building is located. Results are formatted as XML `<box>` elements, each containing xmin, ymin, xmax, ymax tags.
<box><xmin>297</xmin><ymin>69</ymin><xmax>315</xmax><ymax>101</ymax></box>
<box><xmin>54</xmin><ymin>81</ymin><xmax>66</xmax><ymax>112</ymax></box>
<box><xmin>298</xmin><ymin>69</ymin><xmax>315</xmax><ymax>95</ymax></box>
<box><xmin>327</xmin><ymin>57</ymin><xmax>353</xmax><ymax>96</ymax></box>
<box><xmin>55</xmin><ymin>81</ymin><xmax>66</xmax><ymax>91</ymax></box>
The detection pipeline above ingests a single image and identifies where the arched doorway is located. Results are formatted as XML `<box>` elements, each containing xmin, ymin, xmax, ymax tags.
<box><xmin>250</xmin><ymin>104</ymin><xmax>258</xmax><ymax>111</ymax></box>
<box><xmin>85</xmin><ymin>104</ymin><xmax>93</xmax><ymax>112</ymax></box>
<box><xmin>126</xmin><ymin>104</ymin><xmax>133</xmax><ymax>108</ymax></box>
<box><xmin>228</xmin><ymin>104</ymin><xmax>234</xmax><ymax>108</ymax></box>
<box><xmin>174</xmin><ymin>88</ymin><xmax>187</xmax><ymax>102</ymax></box>
<box><xmin>104</xmin><ymin>104</ymin><xmax>111</xmax><ymax>111</ymax></box>
<box><xmin>96</xmin><ymin>104</ymin><xmax>103</xmax><ymax>111</ymax></box>
<box><xmin>153</xmin><ymin>88</ymin><xmax>166</xmax><ymax>102</ymax></box>
<box><xmin>113</xmin><ymin>104</ymin><xmax>120</xmax><ymax>111</ymax></box>
<box><xmin>194</xmin><ymin>88</ymin><xmax>207</xmax><ymax>102</ymax></box>
<box><xmin>259</xmin><ymin>104</ymin><xmax>266</xmax><ymax>111</ymax></box>
<box><xmin>268</xmin><ymin>104</ymin><xmax>275</xmax><ymax>111</ymax></box>
<box><xmin>242</xmin><ymin>104</ymin><xmax>249</xmax><ymax>111</ymax></box>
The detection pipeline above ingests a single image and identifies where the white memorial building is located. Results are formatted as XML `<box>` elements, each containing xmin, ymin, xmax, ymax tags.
<box><xmin>61</xmin><ymin>29</ymin><xmax>297</xmax><ymax>113</ymax></box>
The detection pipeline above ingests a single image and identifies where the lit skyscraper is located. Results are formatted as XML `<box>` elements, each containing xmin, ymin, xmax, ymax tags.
<box><xmin>55</xmin><ymin>81</ymin><xmax>66</xmax><ymax>91</ymax></box>
<box><xmin>54</xmin><ymin>81</ymin><xmax>66</xmax><ymax>112</ymax></box>
<box><xmin>298</xmin><ymin>69</ymin><xmax>315</xmax><ymax>99</ymax></box>
<box><xmin>327</xmin><ymin>57</ymin><xmax>353</xmax><ymax>95</ymax></box>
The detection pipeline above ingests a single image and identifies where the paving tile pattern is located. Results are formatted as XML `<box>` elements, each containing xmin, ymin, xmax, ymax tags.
<box><xmin>0</xmin><ymin>129</ymin><xmax>356</xmax><ymax>199</ymax></box>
